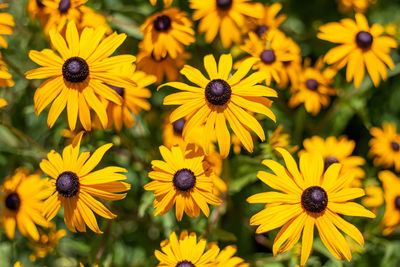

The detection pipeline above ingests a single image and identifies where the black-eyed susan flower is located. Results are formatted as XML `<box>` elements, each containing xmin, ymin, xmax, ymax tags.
<box><xmin>28</xmin><ymin>223</ymin><xmax>66</xmax><ymax>261</ymax></box>
<box><xmin>1</xmin><ymin>168</ymin><xmax>50</xmax><ymax>241</ymax></box>
<box><xmin>278</xmin><ymin>37</ymin><xmax>302</xmax><ymax>89</ymax></box>
<box><xmin>137</xmin><ymin>50</ymin><xmax>189</xmax><ymax>84</ymax></box>
<box><xmin>337</xmin><ymin>0</ymin><xmax>371</xmax><ymax>13</ymax></box>
<box><xmin>268</xmin><ymin>125</ymin><xmax>298</xmax><ymax>154</ymax></box>
<box><xmin>240</xmin><ymin>32</ymin><xmax>298</xmax><ymax>85</ymax></box>
<box><xmin>379</xmin><ymin>171</ymin><xmax>400</xmax><ymax>235</ymax></box>
<box><xmin>155</xmin><ymin>231</ymin><xmax>220</xmax><ymax>266</ymax></box>
<box><xmin>289</xmin><ymin>58</ymin><xmax>336</xmax><ymax>115</ymax></box>
<box><xmin>26</xmin><ymin>21</ymin><xmax>136</xmax><ymax>131</ymax></box>
<box><xmin>150</xmin><ymin>0</ymin><xmax>173</xmax><ymax>8</ymax></box>
<box><xmin>216</xmin><ymin>245</ymin><xmax>249</xmax><ymax>267</ymax></box>
<box><xmin>190</xmin><ymin>0</ymin><xmax>263</xmax><ymax>48</ymax></box>
<box><xmin>300</xmin><ymin>136</ymin><xmax>365</xmax><ymax>187</ymax></box>
<box><xmin>369</xmin><ymin>122</ymin><xmax>400</xmax><ymax>172</ymax></box>
<box><xmin>160</xmin><ymin>54</ymin><xmax>277</xmax><ymax>158</ymax></box>
<box><xmin>247</xmin><ymin>148</ymin><xmax>375</xmax><ymax>266</ymax></box>
<box><xmin>0</xmin><ymin>97</ymin><xmax>7</xmax><ymax>108</ymax></box>
<box><xmin>99</xmin><ymin>64</ymin><xmax>155</xmax><ymax>131</ymax></box>
<box><xmin>80</xmin><ymin>6</ymin><xmax>112</xmax><ymax>34</ymax></box>
<box><xmin>28</xmin><ymin>0</ymin><xmax>48</xmax><ymax>22</ymax></box>
<box><xmin>0</xmin><ymin>4</ymin><xmax>14</xmax><ymax>49</ymax></box>
<box><xmin>140</xmin><ymin>8</ymin><xmax>195</xmax><ymax>60</ymax></box>
<box><xmin>39</xmin><ymin>134</ymin><xmax>130</xmax><ymax>233</ymax></box>
<box><xmin>245</xmin><ymin>3</ymin><xmax>286</xmax><ymax>39</ymax></box>
<box><xmin>144</xmin><ymin>145</ymin><xmax>222</xmax><ymax>221</ymax></box>
<box><xmin>362</xmin><ymin>185</ymin><xmax>383</xmax><ymax>214</ymax></box>
<box><xmin>42</xmin><ymin>0</ymin><xmax>86</xmax><ymax>34</ymax></box>
<box><xmin>318</xmin><ymin>13</ymin><xmax>398</xmax><ymax>88</ymax></box>
<box><xmin>0</xmin><ymin>53</ymin><xmax>14</xmax><ymax>88</ymax></box>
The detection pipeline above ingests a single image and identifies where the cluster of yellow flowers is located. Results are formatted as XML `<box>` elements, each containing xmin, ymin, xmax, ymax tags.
<box><xmin>0</xmin><ymin>0</ymin><xmax>398</xmax><ymax>266</ymax></box>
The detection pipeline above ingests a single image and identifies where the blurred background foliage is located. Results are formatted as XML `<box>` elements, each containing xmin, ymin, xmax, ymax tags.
<box><xmin>0</xmin><ymin>0</ymin><xmax>400</xmax><ymax>266</ymax></box>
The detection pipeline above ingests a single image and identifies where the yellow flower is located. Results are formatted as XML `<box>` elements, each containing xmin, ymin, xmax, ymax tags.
<box><xmin>189</xmin><ymin>0</ymin><xmax>263</xmax><ymax>48</ymax></box>
<box><xmin>39</xmin><ymin>134</ymin><xmax>131</xmax><ymax>233</ymax></box>
<box><xmin>0</xmin><ymin>4</ymin><xmax>14</xmax><ymax>48</ymax></box>
<box><xmin>240</xmin><ymin>32</ymin><xmax>298</xmax><ymax>85</ymax></box>
<box><xmin>13</xmin><ymin>262</ymin><xmax>22</xmax><ymax>267</ymax></box>
<box><xmin>369</xmin><ymin>122</ymin><xmax>400</xmax><ymax>172</ymax></box>
<box><xmin>140</xmin><ymin>8</ymin><xmax>195</xmax><ymax>60</ymax></box>
<box><xmin>136</xmin><ymin>50</ymin><xmax>189</xmax><ymax>84</ymax></box>
<box><xmin>80</xmin><ymin>6</ymin><xmax>112</xmax><ymax>34</ymax></box>
<box><xmin>100</xmin><ymin>64</ymin><xmax>155</xmax><ymax>131</ymax></box>
<box><xmin>379</xmin><ymin>171</ymin><xmax>400</xmax><ymax>235</ymax></box>
<box><xmin>27</xmin><ymin>0</ymin><xmax>49</xmax><ymax>23</ymax></box>
<box><xmin>28</xmin><ymin>223</ymin><xmax>66</xmax><ymax>261</ymax></box>
<box><xmin>0</xmin><ymin>97</ymin><xmax>7</xmax><ymax>108</ymax></box>
<box><xmin>216</xmin><ymin>245</ymin><xmax>249</xmax><ymax>267</ymax></box>
<box><xmin>247</xmin><ymin>148</ymin><xmax>375</xmax><ymax>266</ymax></box>
<box><xmin>42</xmin><ymin>0</ymin><xmax>87</xmax><ymax>34</ymax></box>
<box><xmin>269</xmin><ymin>125</ymin><xmax>298</xmax><ymax>154</ymax></box>
<box><xmin>245</xmin><ymin>3</ymin><xmax>286</xmax><ymax>39</ymax></box>
<box><xmin>278</xmin><ymin>37</ymin><xmax>302</xmax><ymax>89</ymax></box>
<box><xmin>25</xmin><ymin>21</ymin><xmax>136</xmax><ymax>131</ymax></box>
<box><xmin>155</xmin><ymin>231</ymin><xmax>220</xmax><ymax>266</ymax></box>
<box><xmin>337</xmin><ymin>0</ymin><xmax>371</xmax><ymax>13</ymax></box>
<box><xmin>289</xmin><ymin>58</ymin><xmax>336</xmax><ymax>115</ymax></box>
<box><xmin>159</xmin><ymin>54</ymin><xmax>277</xmax><ymax>158</ymax></box>
<box><xmin>0</xmin><ymin>53</ymin><xmax>14</xmax><ymax>88</ymax></box>
<box><xmin>1</xmin><ymin>168</ymin><xmax>50</xmax><ymax>241</ymax></box>
<box><xmin>150</xmin><ymin>0</ymin><xmax>173</xmax><ymax>8</ymax></box>
<box><xmin>144</xmin><ymin>145</ymin><xmax>222</xmax><ymax>221</ymax></box>
<box><xmin>300</xmin><ymin>136</ymin><xmax>365</xmax><ymax>187</ymax></box>
<box><xmin>362</xmin><ymin>185</ymin><xmax>383</xmax><ymax>214</ymax></box>
<box><xmin>318</xmin><ymin>13</ymin><xmax>398</xmax><ymax>88</ymax></box>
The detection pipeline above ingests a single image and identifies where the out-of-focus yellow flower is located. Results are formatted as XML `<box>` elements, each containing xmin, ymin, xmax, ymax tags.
<box><xmin>362</xmin><ymin>185</ymin><xmax>383</xmax><ymax>214</ymax></box>
<box><xmin>379</xmin><ymin>171</ymin><xmax>400</xmax><ymax>235</ymax></box>
<box><xmin>269</xmin><ymin>125</ymin><xmax>298</xmax><ymax>154</ymax></box>
<box><xmin>0</xmin><ymin>4</ymin><xmax>14</xmax><ymax>49</ymax></box>
<box><xmin>29</xmin><ymin>223</ymin><xmax>66</xmax><ymax>261</ymax></box>
<box><xmin>337</xmin><ymin>0</ymin><xmax>373</xmax><ymax>13</ymax></box>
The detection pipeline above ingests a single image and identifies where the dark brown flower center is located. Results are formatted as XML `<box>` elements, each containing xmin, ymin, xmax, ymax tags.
<box><xmin>255</xmin><ymin>25</ymin><xmax>269</xmax><ymax>37</ymax></box>
<box><xmin>173</xmin><ymin>118</ymin><xmax>186</xmax><ymax>135</ymax></box>
<box><xmin>153</xmin><ymin>15</ymin><xmax>171</xmax><ymax>32</ymax></box>
<box><xmin>36</xmin><ymin>0</ymin><xmax>45</xmax><ymax>8</ymax></box>
<box><xmin>205</xmin><ymin>79</ymin><xmax>231</xmax><ymax>106</ymax></box>
<box><xmin>301</xmin><ymin>186</ymin><xmax>328</xmax><ymax>213</ymax></box>
<box><xmin>395</xmin><ymin>196</ymin><xmax>400</xmax><ymax>210</ymax></box>
<box><xmin>109</xmin><ymin>85</ymin><xmax>125</xmax><ymax>98</ymax></box>
<box><xmin>324</xmin><ymin>156</ymin><xmax>339</xmax><ymax>171</ymax></box>
<box><xmin>58</xmin><ymin>0</ymin><xmax>70</xmax><ymax>13</ymax></box>
<box><xmin>62</xmin><ymin>57</ymin><xmax>89</xmax><ymax>83</ymax></box>
<box><xmin>356</xmin><ymin>31</ymin><xmax>373</xmax><ymax>49</ymax></box>
<box><xmin>176</xmin><ymin>261</ymin><xmax>195</xmax><ymax>267</ymax></box>
<box><xmin>391</xmin><ymin>141</ymin><xmax>400</xmax><ymax>152</ymax></box>
<box><xmin>5</xmin><ymin>193</ymin><xmax>20</xmax><ymax>211</ymax></box>
<box><xmin>56</xmin><ymin>171</ymin><xmax>79</xmax><ymax>197</ymax></box>
<box><xmin>306</xmin><ymin>79</ymin><xmax>319</xmax><ymax>91</ymax></box>
<box><xmin>173</xmin><ymin>169</ymin><xmax>196</xmax><ymax>192</ymax></box>
<box><xmin>216</xmin><ymin>0</ymin><xmax>232</xmax><ymax>10</ymax></box>
<box><xmin>260</xmin><ymin>49</ymin><xmax>276</xmax><ymax>64</ymax></box>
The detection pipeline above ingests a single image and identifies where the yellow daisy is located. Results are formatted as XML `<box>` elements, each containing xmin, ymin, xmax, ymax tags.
<box><xmin>159</xmin><ymin>54</ymin><xmax>277</xmax><ymax>158</ymax></box>
<box><xmin>25</xmin><ymin>21</ymin><xmax>136</xmax><ymax>131</ymax></box>
<box><xmin>80</xmin><ymin>6</ymin><xmax>112</xmax><ymax>34</ymax></box>
<box><xmin>99</xmin><ymin>64</ymin><xmax>155</xmax><ymax>131</ymax></box>
<box><xmin>369</xmin><ymin>122</ymin><xmax>400</xmax><ymax>172</ymax></box>
<box><xmin>189</xmin><ymin>0</ymin><xmax>263</xmax><ymax>48</ymax></box>
<box><xmin>216</xmin><ymin>245</ymin><xmax>249</xmax><ymax>267</ymax></box>
<box><xmin>155</xmin><ymin>231</ymin><xmax>220</xmax><ymax>266</ymax></box>
<box><xmin>1</xmin><ymin>168</ymin><xmax>50</xmax><ymax>241</ymax></box>
<box><xmin>150</xmin><ymin>0</ymin><xmax>173</xmax><ymax>8</ymax></box>
<box><xmin>42</xmin><ymin>0</ymin><xmax>87</xmax><ymax>34</ymax></box>
<box><xmin>0</xmin><ymin>97</ymin><xmax>7</xmax><ymax>108</ymax></box>
<box><xmin>337</xmin><ymin>0</ymin><xmax>371</xmax><ymax>13</ymax></box>
<box><xmin>278</xmin><ymin>37</ymin><xmax>302</xmax><ymax>89</ymax></box>
<box><xmin>27</xmin><ymin>0</ymin><xmax>49</xmax><ymax>22</ymax></box>
<box><xmin>240</xmin><ymin>32</ymin><xmax>298</xmax><ymax>85</ymax></box>
<box><xmin>39</xmin><ymin>134</ymin><xmax>131</xmax><ymax>233</ymax></box>
<box><xmin>362</xmin><ymin>185</ymin><xmax>383</xmax><ymax>214</ymax></box>
<box><xmin>245</xmin><ymin>3</ymin><xmax>286</xmax><ymax>38</ymax></box>
<box><xmin>300</xmin><ymin>136</ymin><xmax>365</xmax><ymax>187</ymax></box>
<box><xmin>136</xmin><ymin>50</ymin><xmax>189</xmax><ymax>84</ymax></box>
<box><xmin>28</xmin><ymin>223</ymin><xmax>66</xmax><ymax>261</ymax></box>
<box><xmin>0</xmin><ymin>53</ymin><xmax>14</xmax><ymax>88</ymax></box>
<box><xmin>247</xmin><ymin>148</ymin><xmax>375</xmax><ymax>266</ymax></box>
<box><xmin>144</xmin><ymin>145</ymin><xmax>222</xmax><ymax>221</ymax></box>
<box><xmin>0</xmin><ymin>4</ymin><xmax>14</xmax><ymax>49</ymax></box>
<box><xmin>140</xmin><ymin>8</ymin><xmax>195</xmax><ymax>60</ymax></box>
<box><xmin>269</xmin><ymin>125</ymin><xmax>298</xmax><ymax>154</ymax></box>
<box><xmin>289</xmin><ymin>58</ymin><xmax>336</xmax><ymax>115</ymax></box>
<box><xmin>379</xmin><ymin>171</ymin><xmax>400</xmax><ymax>235</ymax></box>
<box><xmin>318</xmin><ymin>13</ymin><xmax>398</xmax><ymax>88</ymax></box>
